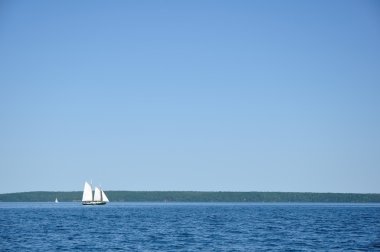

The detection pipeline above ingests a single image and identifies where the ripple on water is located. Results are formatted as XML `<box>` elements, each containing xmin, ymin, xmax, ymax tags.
<box><xmin>0</xmin><ymin>203</ymin><xmax>380</xmax><ymax>251</ymax></box>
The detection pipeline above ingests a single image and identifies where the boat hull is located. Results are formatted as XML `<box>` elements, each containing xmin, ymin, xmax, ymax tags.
<box><xmin>82</xmin><ymin>201</ymin><xmax>107</xmax><ymax>205</ymax></box>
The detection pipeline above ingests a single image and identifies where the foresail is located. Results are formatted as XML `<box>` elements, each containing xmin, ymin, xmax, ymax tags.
<box><xmin>101</xmin><ymin>190</ymin><xmax>109</xmax><ymax>202</ymax></box>
<box><xmin>82</xmin><ymin>181</ymin><xmax>93</xmax><ymax>202</ymax></box>
<box><xmin>94</xmin><ymin>187</ymin><xmax>102</xmax><ymax>201</ymax></box>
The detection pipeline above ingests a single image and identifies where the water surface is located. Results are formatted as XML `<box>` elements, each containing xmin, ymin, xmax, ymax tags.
<box><xmin>1</xmin><ymin>203</ymin><xmax>379</xmax><ymax>251</ymax></box>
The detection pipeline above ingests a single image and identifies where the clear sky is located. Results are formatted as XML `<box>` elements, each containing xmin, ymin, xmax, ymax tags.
<box><xmin>0</xmin><ymin>0</ymin><xmax>379</xmax><ymax>193</ymax></box>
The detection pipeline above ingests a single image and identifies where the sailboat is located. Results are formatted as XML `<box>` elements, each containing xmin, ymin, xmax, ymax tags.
<box><xmin>55</xmin><ymin>198</ymin><xmax>59</xmax><ymax>203</ymax></box>
<box><xmin>82</xmin><ymin>181</ymin><xmax>110</xmax><ymax>205</ymax></box>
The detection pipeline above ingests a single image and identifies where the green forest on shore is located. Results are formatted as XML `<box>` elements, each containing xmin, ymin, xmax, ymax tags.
<box><xmin>1</xmin><ymin>191</ymin><xmax>380</xmax><ymax>203</ymax></box>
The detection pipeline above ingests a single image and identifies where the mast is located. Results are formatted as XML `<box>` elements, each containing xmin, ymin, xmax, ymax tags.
<box><xmin>100</xmin><ymin>187</ymin><xmax>103</xmax><ymax>202</ymax></box>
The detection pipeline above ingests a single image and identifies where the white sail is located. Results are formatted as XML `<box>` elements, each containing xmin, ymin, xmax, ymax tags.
<box><xmin>55</xmin><ymin>198</ymin><xmax>59</xmax><ymax>203</ymax></box>
<box><xmin>82</xmin><ymin>181</ymin><xmax>93</xmax><ymax>202</ymax></box>
<box><xmin>82</xmin><ymin>181</ymin><xmax>108</xmax><ymax>205</ymax></box>
<box><xmin>94</xmin><ymin>187</ymin><xmax>102</xmax><ymax>201</ymax></box>
<box><xmin>101</xmin><ymin>190</ymin><xmax>109</xmax><ymax>202</ymax></box>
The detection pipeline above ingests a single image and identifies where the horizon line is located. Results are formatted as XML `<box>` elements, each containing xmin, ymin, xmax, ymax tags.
<box><xmin>1</xmin><ymin>190</ymin><xmax>380</xmax><ymax>195</ymax></box>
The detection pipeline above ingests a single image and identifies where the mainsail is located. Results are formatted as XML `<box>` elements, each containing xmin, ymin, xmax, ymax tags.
<box><xmin>94</xmin><ymin>187</ymin><xmax>102</xmax><ymax>201</ymax></box>
<box><xmin>82</xmin><ymin>181</ymin><xmax>93</xmax><ymax>202</ymax></box>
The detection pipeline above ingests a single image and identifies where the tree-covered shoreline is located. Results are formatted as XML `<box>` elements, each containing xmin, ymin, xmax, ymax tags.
<box><xmin>1</xmin><ymin>191</ymin><xmax>380</xmax><ymax>203</ymax></box>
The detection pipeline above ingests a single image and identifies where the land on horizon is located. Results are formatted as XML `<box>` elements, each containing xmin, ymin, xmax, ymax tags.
<box><xmin>1</xmin><ymin>191</ymin><xmax>379</xmax><ymax>203</ymax></box>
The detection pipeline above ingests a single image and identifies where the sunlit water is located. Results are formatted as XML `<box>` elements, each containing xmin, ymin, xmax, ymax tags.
<box><xmin>1</xmin><ymin>203</ymin><xmax>380</xmax><ymax>251</ymax></box>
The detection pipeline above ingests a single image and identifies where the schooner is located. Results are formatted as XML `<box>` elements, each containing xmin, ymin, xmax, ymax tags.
<box><xmin>82</xmin><ymin>181</ymin><xmax>110</xmax><ymax>205</ymax></box>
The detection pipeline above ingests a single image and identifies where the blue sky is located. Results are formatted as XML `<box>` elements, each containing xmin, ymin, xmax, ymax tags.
<box><xmin>0</xmin><ymin>0</ymin><xmax>379</xmax><ymax>193</ymax></box>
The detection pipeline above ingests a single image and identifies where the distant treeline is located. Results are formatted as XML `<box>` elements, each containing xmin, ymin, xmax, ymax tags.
<box><xmin>1</xmin><ymin>191</ymin><xmax>380</xmax><ymax>203</ymax></box>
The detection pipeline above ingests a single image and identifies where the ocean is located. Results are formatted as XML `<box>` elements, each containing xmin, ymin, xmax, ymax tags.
<box><xmin>1</xmin><ymin>203</ymin><xmax>379</xmax><ymax>251</ymax></box>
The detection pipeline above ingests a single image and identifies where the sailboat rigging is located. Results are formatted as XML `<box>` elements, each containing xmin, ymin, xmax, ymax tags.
<box><xmin>82</xmin><ymin>181</ymin><xmax>109</xmax><ymax>205</ymax></box>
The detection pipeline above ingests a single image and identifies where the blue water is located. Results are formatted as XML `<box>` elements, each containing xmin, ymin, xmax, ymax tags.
<box><xmin>1</xmin><ymin>203</ymin><xmax>380</xmax><ymax>251</ymax></box>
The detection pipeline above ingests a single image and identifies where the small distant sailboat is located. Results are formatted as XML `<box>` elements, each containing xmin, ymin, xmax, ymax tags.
<box><xmin>82</xmin><ymin>181</ymin><xmax>109</xmax><ymax>205</ymax></box>
<box><xmin>55</xmin><ymin>198</ymin><xmax>59</xmax><ymax>203</ymax></box>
